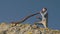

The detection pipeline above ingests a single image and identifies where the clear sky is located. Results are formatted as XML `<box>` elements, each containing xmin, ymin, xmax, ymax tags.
<box><xmin>0</xmin><ymin>0</ymin><xmax>60</xmax><ymax>30</ymax></box>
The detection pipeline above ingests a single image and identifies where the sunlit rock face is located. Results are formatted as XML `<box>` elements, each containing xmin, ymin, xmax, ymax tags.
<box><xmin>0</xmin><ymin>22</ymin><xmax>60</xmax><ymax>34</ymax></box>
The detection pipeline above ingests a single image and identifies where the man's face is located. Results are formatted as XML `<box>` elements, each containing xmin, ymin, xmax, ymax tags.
<box><xmin>42</xmin><ymin>8</ymin><xmax>46</xmax><ymax>12</ymax></box>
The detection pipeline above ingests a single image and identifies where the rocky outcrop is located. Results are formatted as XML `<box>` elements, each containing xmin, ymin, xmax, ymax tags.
<box><xmin>0</xmin><ymin>22</ymin><xmax>60</xmax><ymax>34</ymax></box>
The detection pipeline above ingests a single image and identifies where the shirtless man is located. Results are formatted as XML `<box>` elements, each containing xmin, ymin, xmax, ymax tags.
<box><xmin>35</xmin><ymin>8</ymin><xmax>48</xmax><ymax>28</ymax></box>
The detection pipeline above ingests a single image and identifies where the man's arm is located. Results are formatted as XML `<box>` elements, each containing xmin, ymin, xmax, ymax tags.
<box><xmin>44</xmin><ymin>11</ymin><xmax>47</xmax><ymax>15</ymax></box>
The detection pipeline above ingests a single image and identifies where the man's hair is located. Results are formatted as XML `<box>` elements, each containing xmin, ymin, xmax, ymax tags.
<box><xmin>43</xmin><ymin>8</ymin><xmax>47</xmax><ymax>11</ymax></box>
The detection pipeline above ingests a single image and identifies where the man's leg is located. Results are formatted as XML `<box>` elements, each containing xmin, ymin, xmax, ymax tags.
<box><xmin>42</xmin><ymin>19</ymin><xmax>47</xmax><ymax>28</ymax></box>
<box><xmin>35</xmin><ymin>20</ymin><xmax>47</xmax><ymax>28</ymax></box>
<box><xmin>34</xmin><ymin>21</ymin><xmax>43</xmax><ymax>25</ymax></box>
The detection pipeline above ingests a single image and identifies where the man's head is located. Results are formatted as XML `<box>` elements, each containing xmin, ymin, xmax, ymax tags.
<box><xmin>42</xmin><ymin>8</ymin><xmax>47</xmax><ymax>12</ymax></box>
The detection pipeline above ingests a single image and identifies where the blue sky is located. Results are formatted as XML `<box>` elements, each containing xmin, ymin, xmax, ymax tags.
<box><xmin>0</xmin><ymin>0</ymin><xmax>60</xmax><ymax>30</ymax></box>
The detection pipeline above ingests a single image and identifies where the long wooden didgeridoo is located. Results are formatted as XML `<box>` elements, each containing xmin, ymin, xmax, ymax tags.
<box><xmin>17</xmin><ymin>12</ymin><xmax>40</xmax><ymax>23</ymax></box>
<box><xmin>11</xmin><ymin>12</ymin><xmax>40</xmax><ymax>25</ymax></box>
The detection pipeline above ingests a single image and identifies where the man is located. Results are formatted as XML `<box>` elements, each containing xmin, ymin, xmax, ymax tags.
<box><xmin>35</xmin><ymin>8</ymin><xmax>48</xmax><ymax>28</ymax></box>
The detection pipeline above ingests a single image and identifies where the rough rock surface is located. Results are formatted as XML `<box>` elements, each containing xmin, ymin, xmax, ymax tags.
<box><xmin>0</xmin><ymin>22</ymin><xmax>60</xmax><ymax>34</ymax></box>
